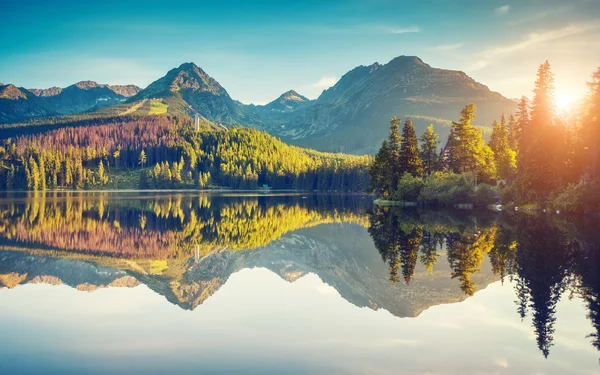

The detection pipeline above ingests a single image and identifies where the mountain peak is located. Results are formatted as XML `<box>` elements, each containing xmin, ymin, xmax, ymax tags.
<box><xmin>133</xmin><ymin>62</ymin><xmax>227</xmax><ymax>99</ymax></box>
<box><xmin>177</xmin><ymin>62</ymin><xmax>200</xmax><ymax>70</ymax></box>
<box><xmin>279</xmin><ymin>90</ymin><xmax>309</xmax><ymax>102</ymax></box>
<box><xmin>386</xmin><ymin>55</ymin><xmax>430</xmax><ymax>69</ymax></box>
<box><xmin>0</xmin><ymin>84</ymin><xmax>28</xmax><ymax>100</ymax></box>
<box><xmin>73</xmin><ymin>81</ymin><xmax>101</xmax><ymax>90</ymax></box>
<box><xmin>263</xmin><ymin>89</ymin><xmax>310</xmax><ymax>112</ymax></box>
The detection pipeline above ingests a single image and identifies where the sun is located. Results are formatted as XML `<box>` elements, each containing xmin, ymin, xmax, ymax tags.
<box><xmin>555</xmin><ymin>90</ymin><xmax>578</xmax><ymax>111</ymax></box>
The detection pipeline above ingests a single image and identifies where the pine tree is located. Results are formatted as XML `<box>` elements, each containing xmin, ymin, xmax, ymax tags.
<box><xmin>507</xmin><ymin>113</ymin><xmax>518</xmax><ymax>151</ymax></box>
<box><xmin>446</xmin><ymin>104</ymin><xmax>496</xmax><ymax>181</ymax></box>
<box><xmin>138</xmin><ymin>150</ymin><xmax>147</xmax><ymax>168</ymax></box>
<box><xmin>398</xmin><ymin>119</ymin><xmax>423</xmax><ymax>177</ymax></box>
<box><xmin>517</xmin><ymin>61</ymin><xmax>559</xmax><ymax>201</ymax></box>
<box><xmin>583</xmin><ymin>67</ymin><xmax>600</xmax><ymax>180</ymax></box>
<box><xmin>388</xmin><ymin>117</ymin><xmax>402</xmax><ymax>191</ymax></box>
<box><xmin>420</xmin><ymin>124</ymin><xmax>440</xmax><ymax>175</ymax></box>
<box><xmin>489</xmin><ymin>114</ymin><xmax>516</xmax><ymax>181</ymax></box>
<box><xmin>98</xmin><ymin>160</ymin><xmax>108</xmax><ymax>184</ymax></box>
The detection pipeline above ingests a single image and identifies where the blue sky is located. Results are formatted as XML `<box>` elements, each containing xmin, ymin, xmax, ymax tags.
<box><xmin>1</xmin><ymin>0</ymin><xmax>599</xmax><ymax>104</ymax></box>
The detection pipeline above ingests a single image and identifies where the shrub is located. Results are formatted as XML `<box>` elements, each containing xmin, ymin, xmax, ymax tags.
<box><xmin>392</xmin><ymin>173</ymin><xmax>424</xmax><ymax>202</ymax></box>
<box><xmin>549</xmin><ymin>182</ymin><xmax>600</xmax><ymax>213</ymax></box>
<box><xmin>419</xmin><ymin>172</ymin><xmax>473</xmax><ymax>205</ymax></box>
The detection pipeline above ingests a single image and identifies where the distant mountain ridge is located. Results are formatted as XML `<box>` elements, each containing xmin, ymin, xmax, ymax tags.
<box><xmin>1</xmin><ymin>56</ymin><xmax>516</xmax><ymax>154</ymax></box>
<box><xmin>247</xmin><ymin>56</ymin><xmax>517</xmax><ymax>154</ymax></box>
<box><xmin>0</xmin><ymin>81</ymin><xmax>141</xmax><ymax>123</ymax></box>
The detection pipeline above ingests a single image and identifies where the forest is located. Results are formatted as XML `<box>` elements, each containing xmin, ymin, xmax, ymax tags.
<box><xmin>0</xmin><ymin>116</ymin><xmax>371</xmax><ymax>191</ymax></box>
<box><xmin>370</xmin><ymin>62</ymin><xmax>600</xmax><ymax>213</ymax></box>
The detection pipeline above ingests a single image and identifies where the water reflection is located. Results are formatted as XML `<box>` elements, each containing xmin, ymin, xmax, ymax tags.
<box><xmin>0</xmin><ymin>192</ymin><xmax>599</xmax><ymax>363</ymax></box>
<box><xmin>368</xmin><ymin>206</ymin><xmax>600</xmax><ymax>359</ymax></box>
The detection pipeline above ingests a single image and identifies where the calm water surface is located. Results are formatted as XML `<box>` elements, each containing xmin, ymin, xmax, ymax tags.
<box><xmin>0</xmin><ymin>192</ymin><xmax>598</xmax><ymax>375</ymax></box>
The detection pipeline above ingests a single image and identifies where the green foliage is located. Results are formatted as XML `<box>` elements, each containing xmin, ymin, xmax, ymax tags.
<box><xmin>489</xmin><ymin>114</ymin><xmax>517</xmax><ymax>181</ymax></box>
<box><xmin>399</xmin><ymin>119</ymin><xmax>423</xmax><ymax>177</ymax></box>
<box><xmin>388</xmin><ymin>117</ymin><xmax>402</xmax><ymax>191</ymax></box>
<box><xmin>548</xmin><ymin>182</ymin><xmax>600</xmax><ymax>213</ymax></box>
<box><xmin>418</xmin><ymin>172</ymin><xmax>498</xmax><ymax>206</ymax></box>
<box><xmin>0</xmin><ymin>117</ymin><xmax>371</xmax><ymax>191</ymax></box>
<box><xmin>392</xmin><ymin>173</ymin><xmax>424</xmax><ymax>202</ymax></box>
<box><xmin>445</xmin><ymin>104</ymin><xmax>497</xmax><ymax>182</ymax></box>
<box><xmin>420</xmin><ymin>124</ymin><xmax>440</xmax><ymax>175</ymax></box>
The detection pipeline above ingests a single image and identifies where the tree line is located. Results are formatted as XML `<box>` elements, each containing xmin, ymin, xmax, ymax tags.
<box><xmin>370</xmin><ymin>61</ymin><xmax>600</xmax><ymax>211</ymax></box>
<box><xmin>0</xmin><ymin>116</ymin><xmax>371</xmax><ymax>191</ymax></box>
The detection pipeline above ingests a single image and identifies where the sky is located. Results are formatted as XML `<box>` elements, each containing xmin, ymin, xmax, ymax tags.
<box><xmin>1</xmin><ymin>0</ymin><xmax>599</xmax><ymax>105</ymax></box>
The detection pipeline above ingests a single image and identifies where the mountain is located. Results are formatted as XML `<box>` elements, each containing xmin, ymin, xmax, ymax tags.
<box><xmin>263</xmin><ymin>90</ymin><xmax>311</xmax><ymax>113</ymax></box>
<box><xmin>40</xmin><ymin>81</ymin><xmax>140</xmax><ymax>115</ymax></box>
<box><xmin>251</xmin><ymin>56</ymin><xmax>517</xmax><ymax>154</ymax></box>
<box><xmin>2</xmin><ymin>56</ymin><xmax>517</xmax><ymax>155</ymax></box>
<box><xmin>129</xmin><ymin>62</ymin><xmax>262</xmax><ymax>126</ymax></box>
<box><xmin>0</xmin><ymin>84</ymin><xmax>56</xmax><ymax>123</ymax></box>
<box><xmin>0</xmin><ymin>81</ymin><xmax>141</xmax><ymax>123</ymax></box>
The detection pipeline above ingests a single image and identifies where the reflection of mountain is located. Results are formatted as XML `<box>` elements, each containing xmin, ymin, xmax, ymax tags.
<box><xmin>0</xmin><ymin>193</ymin><xmax>499</xmax><ymax>317</ymax></box>
<box><xmin>0</xmin><ymin>223</ymin><xmax>498</xmax><ymax>316</ymax></box>
<box><xmin>2</xmin><ymin>193</ymin><xmax>600</xmax><ymax>359</ymax></box>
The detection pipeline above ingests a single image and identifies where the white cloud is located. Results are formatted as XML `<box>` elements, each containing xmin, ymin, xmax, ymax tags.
<box><xmin>311</xmin><ymin>76</ymin><xmax>338</xmax><ymax>89</ymax></box>
<box><xmin>386</xmin><ymin>26</ymin><xmax>420</xmax><ymax>34</ymax></box>
<box><xmin>433</xmin><ymin>43</ymin><xmax>464</xmax><ymax>51</ymax></box>
<box><xmin>468</xmin><ymin>22</ymin><xmax>600</xmax><ymax>71</ymax></box>
<box><xmin>495</xmin><ymin>5</ymin><xmax>510</xmax><ymax>16</ymax></box>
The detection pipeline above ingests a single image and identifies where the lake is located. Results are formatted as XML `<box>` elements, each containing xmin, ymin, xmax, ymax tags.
<box><xmin>0</xmin><ymin>191</ymin><xmax>598</xmax><ymax>375</ymax></box>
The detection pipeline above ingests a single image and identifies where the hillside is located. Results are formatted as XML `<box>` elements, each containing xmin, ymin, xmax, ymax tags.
<box><xmin>0</xmin><ymin>115</ymin><xmax>371</xmax><ymax>191</ymax></box>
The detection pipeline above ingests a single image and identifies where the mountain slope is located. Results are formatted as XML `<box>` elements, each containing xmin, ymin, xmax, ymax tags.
<box><xmin>0</xmin><ymin>84</ymin><xmax>56</xmax><ymax>123</ymax></box>
<box><xmin>252</xmin><ymin>56</ymin><xmax>517</xmax><ymax>154</ymax></box>
<box><xmin>130</xmin><ymin>62</ymin><xmax>262</xmax><ymax>126</ymax></box>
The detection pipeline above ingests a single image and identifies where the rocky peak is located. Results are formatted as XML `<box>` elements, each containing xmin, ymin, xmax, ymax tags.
<box><xmin>107</xmin><ymin>84</ymin><xmax>141</xmax><ymax>97</ymax></box>
<box><xmin>0</xmin><ymin>84</ymin><xmax>28</xmax><ymax>100</ymax></box>
<box><xmin>133</xmin><ymin>62</ymin><xmax>229</xmax><ymax>100</ymax></box>
<box><xmin>279</xmin><ymin>90</ymin><xmax>309</xmax><ymax>102</ymax></box>
<box><xmin>73</xmin><ymin>80</ymin><xmax>101</xmax><ymax>90</ymax></box>
<box><xmin>29</xmin><ymin>86</ymin><xmax>63</xmax><ymax>97</ymax></box>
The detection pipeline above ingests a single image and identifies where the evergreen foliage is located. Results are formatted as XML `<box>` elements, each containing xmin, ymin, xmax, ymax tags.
<box><xmin>0</xmin><ymin>116</ymin><xmax>371</xmax><ymax>191</ymax></box>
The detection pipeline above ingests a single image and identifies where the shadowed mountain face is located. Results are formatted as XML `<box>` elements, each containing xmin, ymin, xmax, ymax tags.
<box><xmin>0</xmin><ymin>84</ymin><xmax>55</xmax><ymax>122</ymax></box>
<box><xmin>249</xmin><ymin>56</ymin><xmax>517</xmax><ymax>154</ymax></box>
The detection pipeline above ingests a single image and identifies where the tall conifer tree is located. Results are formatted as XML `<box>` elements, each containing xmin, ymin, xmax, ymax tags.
<box><xmin>420</xmin><ymin>124</ymin><xmax>440</xmax><ymax>175</ymax></box>
<box><xmin>399</xmin><ymin>119</ymin><xmax>423</xmax><ymax>177</ymax></box>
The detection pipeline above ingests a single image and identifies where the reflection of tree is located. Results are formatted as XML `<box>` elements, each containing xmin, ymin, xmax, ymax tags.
<box><xmin>0</xmin><ymin>194</ymin><xmax>369</xmax><ymax>259</ymax></box>
<box><xmin>446</xmin><ymin>226</ymin><xmax>497</xmax><ymax>296</ymax></box>
<box><xmin>420</xmin><ymin>231</ymin><xmax>439</xmax><ymax>273</ymax></box>
<box><xmin>488</xmin><ymin>225</ymin><xmax>517</xmax><ymax>283</ymax></box>
<box><xmin>400</xmin><ymin>228</ymin><xmax>422</xmax><ymax>284</ymax></box>
<box><xmin>513</xmin><ymin>216</ymin><xmax>573</xmax><ymax>358</ymax></box>
<box><xmin>368</xmin><ymin>206</ymin><xmax>402</xmax><ymax>283</ymax></box>
<box><xmin>572</xmin><ymin>225</ymin><xmax>600</xmax><ymax>354</ymax></box>
<box><xmin>368</xmin><ymin>207</ymin><xmax>423</xmax><ymax>284</ymax></box>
